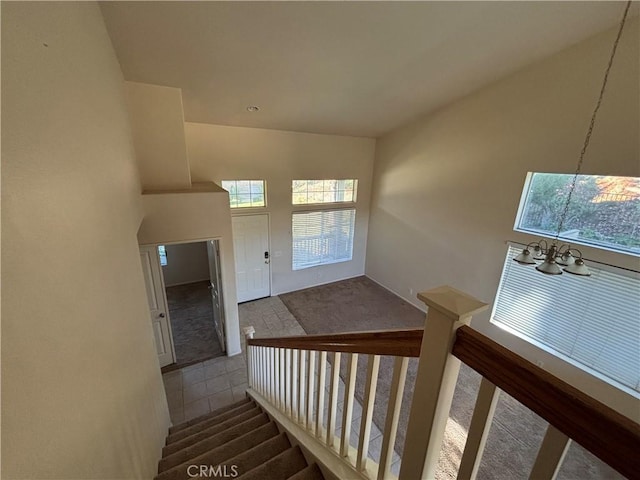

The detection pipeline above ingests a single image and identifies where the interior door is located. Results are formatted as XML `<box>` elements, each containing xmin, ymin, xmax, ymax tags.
<box><xmin>139</xmin><ymin>246</ymin><xmax>174</xmax><ymax>367</ymax></box>
<box><xmin>207</xmin><ymin>239</ymin><xmax>226</xmax><ymax>353</ymax></box>
<box><xmin>232</xmin><ymin>214</ymin><xmax>271</xmax><ymax>303</ymax></box>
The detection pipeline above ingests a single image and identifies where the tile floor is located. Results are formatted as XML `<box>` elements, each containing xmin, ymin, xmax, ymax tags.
<box><xmin>162</xmin><ymin>295</ymin><xmax>400</xmax><ymax>474</ymax></box>
<box><xmin>162</xmin><ymin>296</ymin><xmax>302</xmax><ymax>425</ymax></box>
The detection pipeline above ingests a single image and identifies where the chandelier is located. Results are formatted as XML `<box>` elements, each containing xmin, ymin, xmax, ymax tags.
<box><xmin>513</xmin><ymin>0</ymin><xmax>632</xmax><ymax>277</ymax></box>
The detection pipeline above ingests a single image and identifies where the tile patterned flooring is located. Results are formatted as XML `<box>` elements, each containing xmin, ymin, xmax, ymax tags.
<box><xmin>162</xmin><ymin>296</ymin><xmax>302</xmax><ymax>425</ymax></box>
<box><xmin>162</xmin><ymin>295</ymin><xmax>400</xmax><ymax>474</ymax></box>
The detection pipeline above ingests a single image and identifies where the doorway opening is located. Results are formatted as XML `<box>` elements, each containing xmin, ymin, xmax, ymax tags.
<box><xmin>161</xmin><ymin>240</ymin><xmax>226</xmax><ymax>371</ymax></box>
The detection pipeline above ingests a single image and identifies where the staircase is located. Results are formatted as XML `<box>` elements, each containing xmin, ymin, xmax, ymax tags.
<box><xmin>155</xmin><ymin>397</ymin><xmax>325</xmax><ymax>480</ymax></box>
<box><xmin>156</xmin><ymin>286</ymin><xmax>638</xmax><ymax>480</ymax></box>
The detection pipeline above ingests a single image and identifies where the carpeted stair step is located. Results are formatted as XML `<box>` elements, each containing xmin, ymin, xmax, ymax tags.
<box><xmin>162</xmin><ymin>407</ymin><xmax>263</xmax><ymax>457</ymax></box>
<box><xmin>166</xmin><ymin>400</ymin><xmax>257</xmax><ymax>444</ymax></box>
<box><xmin>158</xmin><ymin>413</ymin><xmax>271</xmax><ymax>472</ymax></box>
<box><xmin>236</xmin><ymin>445</ymin><xmax>308</xmax><ymax>480</ymax></box>
<box><xmin>214</xmin><ymin>432</ymin><xmax>292</xmax><ymax>479</ymax></box>
<box><xmin>287</xmin><ymin>464</ymin><xmax>325</xmax><ymax>480</ymax></box>
<box><xmin>168</xmin><ymin>397</ymin><xmax>252</xmax><ymax>435</ymax></box>
<box><xmin>155</xmin><ymin>422</ymin><xmax>281</xmax><ymax>480</ymax></box>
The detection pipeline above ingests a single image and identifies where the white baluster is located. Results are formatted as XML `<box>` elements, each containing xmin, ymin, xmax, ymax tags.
<box><xmin>272</xmin><ymin>347</ymin><xmax>277</xmax><ymax>404</ymax></box>
<box><xmin>316</xmin><ymin>351</ymin><xmax>327</xmax><ymax>438</ymax></box>
<box><xmin>291</xmin><ymin>349</ymin><xmax>299</xmax><ymax>419</ymax></box>
<box><xmin>279</xmin><ymin>348</ymin><xmax>286</xmax><ymax>412</ymax></box>
<box><xmin>327</xmin><ymin>352</ymin><xmax>342</xmax><ymax>448</ymax></box>
<box><xmin>357</xmin><ymin>354</ymin><xmax>380</xmax><ymax>471</ymax></box>
<box><xmin>457</xmin><ymin>378</ymin><xmax>499</xmax><ymax>480</ymax></box>
<box><xmin>306</xmin><ymin>350</ymin><xmax>316</xmax><ymax>430</ymax></box>
<box><xmin>529</xmin><ymin>425</ymin><xmax>571</xmax><ymax>480</ymax></box>
<box><xmin>298</xmin><ymin>349</ymin><xmax>307</xmax><ymax>424</ymax></box>
<box><xmin>272</xmin><ymin>348</ymin><xmax>278</xmax><ymax>407</ymax></box>
<box><xmin>256</xmin><ymin>347</ymin><xmax>264</xmax><ymax>395</ymax></box>
<box><xmin>378</xmin><ymin>357</ymin><xmax>409</xmax><ymax>480</ymax></box>
<box><xmin>285</xmin><ymin>348</ymin><xmax>292</xmax><ymax>417</ymax></box>
<box><xmin>340</xmin><ymin>352</ymin><xmax>359</xmax><ymax>457</ymax></box>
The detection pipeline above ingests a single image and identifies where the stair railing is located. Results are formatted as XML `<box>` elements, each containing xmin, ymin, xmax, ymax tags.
<box><xmin>245</xmin><ymin>286</ymin><xmax>639</xmax><ymax>480</ymax></box>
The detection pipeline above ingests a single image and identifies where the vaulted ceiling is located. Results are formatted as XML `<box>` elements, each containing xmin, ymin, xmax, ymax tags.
<box><xmin>100</xmin><ymin>1</ymin><xmax>635</xmax><ymax>138</ymax></box>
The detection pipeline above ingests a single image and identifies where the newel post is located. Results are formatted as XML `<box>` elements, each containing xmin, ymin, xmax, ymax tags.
<box><xmin>243</xmin><ymin>326</ymin><xmax>255</xmax><ymax>388</ymax></box>
<box><xmin>399</xmin><ymin>286</ymin><xmax>488</xmax><ymax>480</ymax></box>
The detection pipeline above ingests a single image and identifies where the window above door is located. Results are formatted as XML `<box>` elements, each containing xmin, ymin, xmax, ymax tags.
<box><xmin>222</xmin><ymin>180</ymin><xmax>266</xmax><ymax>208</ymax></box>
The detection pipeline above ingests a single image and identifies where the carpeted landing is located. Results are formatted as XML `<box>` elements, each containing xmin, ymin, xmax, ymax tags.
<box><xmin>279</xmin><ymin>276</ymin><xmax>622</xmax><ymax>480</ymax></box>
<box><xmin>156</xmin><ymin>397</ymin><xmax>325</xmax><ymax>480</ymax></box>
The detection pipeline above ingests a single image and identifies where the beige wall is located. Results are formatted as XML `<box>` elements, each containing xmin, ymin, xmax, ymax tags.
<box><xmin>186</xmin><ymin>123</ymin><xmax>376</xmax><ymax>295</ymax></box>
<box><xmin>162</xmin><ymin>242</ymin><xmax>210</xmax><ymax>287</ymax></box>
<box><xmin>125</xmin><ymin>82</ymin><xmax>192</xmax><ymax>190</ymax></box>
<box><xmin>366</xmin><ymin>20</ymin><xmax>639</xmax><ymax>418</ymax></box>
<box><xmin>2</xmin><ymin>2</ymin><xmax>170</xmax><ymax>478</ymax></box>
<box><xmin>138</xmin><ymin>189</ymin><xmax>241</xmax><ymax>355</ymax></box>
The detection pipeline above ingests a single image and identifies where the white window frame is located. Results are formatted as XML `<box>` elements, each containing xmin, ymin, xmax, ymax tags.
<box><xmin>221</xmin><ymin>180</ymin><xmax>267</xmax><ymax>209</ymax></box>
<box><xmin>291</xmin><ymin>208</ymin><xmax>356</xmax><ymax>270</ymax></box>
<box><xmin>292</xmin><ymin>179</ymin><xmax>358</xmax><ymax>206</ymax></box>
<box><xmin>514</xmin><ymin>172</ymin><xmax>640</xmax><ymax>257</ymax></box>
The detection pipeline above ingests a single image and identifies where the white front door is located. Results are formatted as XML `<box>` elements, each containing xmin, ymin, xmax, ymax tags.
<box><xmin>139</xmin><ymin>246</ymin><xmax>174</xmax><ymax>367</ymax></box>
<box><xmin>232</xmin><ymin>214</ymin><xmax>270</xmax><ymax>303</ymax></box>
<box><xmin>207</xmin><ymin>239</ymin><xmax>226</xmax><ymax>352</ymax></box>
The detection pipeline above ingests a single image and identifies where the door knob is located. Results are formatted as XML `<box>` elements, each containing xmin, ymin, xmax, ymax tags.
<box><xmin>159</xmin><ymin>313</ymin><xmax>165</xmax><ymax>318</ymax></box>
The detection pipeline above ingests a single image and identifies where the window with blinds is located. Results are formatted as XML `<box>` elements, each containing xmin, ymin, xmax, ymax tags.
<box><xmin>292</xmin><ymin>209</ymin><xmax>355</xmax><ymax>270</ymax></box>
<box><xmin>491</xmin><ymin>245</ymin><xmax>640</xmax><ymax>393</ymax></box>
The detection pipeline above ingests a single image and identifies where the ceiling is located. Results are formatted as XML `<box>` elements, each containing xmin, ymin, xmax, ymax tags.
<box><xmin>100</xmin><ymin>1</ymin><xmax>635</xmax><ymax>138</ymax></box>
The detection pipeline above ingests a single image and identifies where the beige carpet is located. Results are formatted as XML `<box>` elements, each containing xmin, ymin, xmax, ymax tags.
<box><xmin>280</xmin><ymin>276</ymin><xmax>622</xmax><ymax>480</ymax></box>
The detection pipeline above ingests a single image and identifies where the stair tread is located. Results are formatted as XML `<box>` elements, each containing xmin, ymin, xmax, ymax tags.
<box><xmin>217</xmin><ymin>432</ymin><xmax>291</xmax><ymax>478</ymax></box>
<box><xmin>155</xmin><ymin>426</ymin><xmax>285</xmax><ymax>480</ymax></box>
<box><xmin>287</xmin><ymin>464</ymin><xmax>325</xmax><ymax>480</ymax></box>
<box><xmin>162</xmin><ymin>407</ymin><xmax>263</xmax><ymax>457</ymax></box>
<box><xmin>236</xmin><ymin>445</ymin><xmax>308</xmax><ymax>480</ymax></box>
<box><xmin>158</xmin><ymin>413</ymin><xmax>270</xmax><ymax>473</ymax></box>
<box><xmin>166</xmin><ymin>401</ymin><xmax>256</xmax><ymax>444</ymax></box>
<box><xmin>168</xmin><ymin>397</ymin><xmax>252</xmax><ymax>435</ymax></box>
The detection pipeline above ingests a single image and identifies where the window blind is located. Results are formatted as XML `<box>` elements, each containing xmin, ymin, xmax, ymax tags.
<box><xmin>292</xmin><ymin>209</ymin><xmax>355</xmax><ymax>270</ymax></box>
<box><xmin>492</xmin><ymin>245</ymin><xmax>640</xmax><ymax>392</ymax></box>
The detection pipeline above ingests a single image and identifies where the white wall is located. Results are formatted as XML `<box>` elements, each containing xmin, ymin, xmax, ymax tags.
<box><xmin>186</xmin><ymin>123</ymin><xmax>376</xmax><ymax>295</ymax></box>
<box><xmin>138</xmin><ymin>187</ymin><xmax>241</xmax><ymax>355</ymax></box>
<box><xmin>2</xmin><ymin>3</ymin><xmax>170</xmax><ymax>478</ymax></box>
<box><xmin>162</xmin><ymin>242</ymin><xmax>210</xmax><ymax>287</ymax></box>
<box><xmin>366</xmin><ymin>20</ymin><xmax>639</xmax><ymax>419</ymax></box>
<box><xmin>125</xmin><ymin>82</ymin><xmax>192</xmax><ymax>190</ymax></box>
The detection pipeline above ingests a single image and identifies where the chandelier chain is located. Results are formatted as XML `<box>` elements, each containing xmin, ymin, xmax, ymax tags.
<box><xmin>555</xmin><ymin>0</ymin><xmax>632</xmax><ymax>239</ymax></box>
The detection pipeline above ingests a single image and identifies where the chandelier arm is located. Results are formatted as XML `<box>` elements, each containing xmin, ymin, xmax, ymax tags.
<box><xmin>554</xmin><ymin>0</ymin><xmax>632</xmax><ymax>239</ymax></box>
<box><xmin>570</xmin><ymin>248</ymin><xmax>585</xmax><ymax>260</ymax></box>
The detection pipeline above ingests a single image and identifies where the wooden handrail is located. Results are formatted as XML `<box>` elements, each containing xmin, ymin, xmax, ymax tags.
<box><xmin>248</xmin><ymin>322</ymin><xmax>639</xmax><ymax>477</ymax></box>
<box><xmin>248</xmin><ymin>329</ymin><xmax>423</xmax><ymax>357</ymax></box>
<box><xmin>452</xmin><ymin>325</ymin><xmax>640</xmax><ymax>479</ymax></box>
